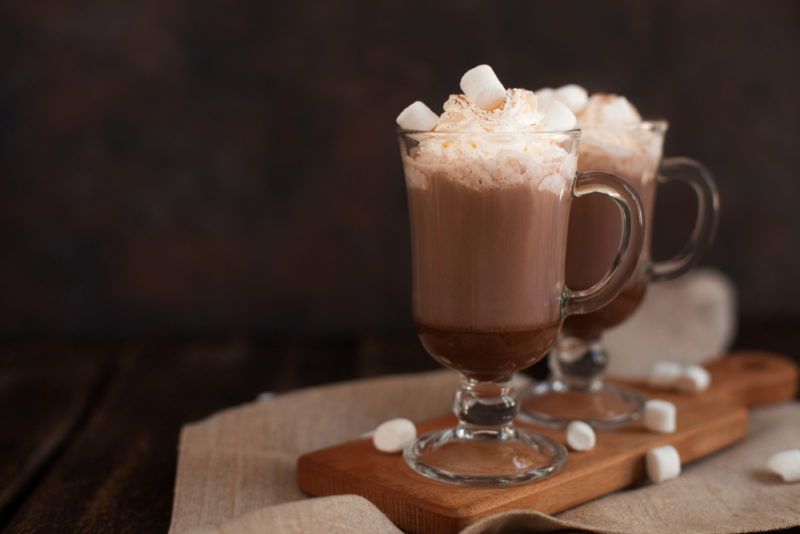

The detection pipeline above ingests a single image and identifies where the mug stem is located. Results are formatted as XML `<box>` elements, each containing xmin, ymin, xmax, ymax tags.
<box><xmin>405</xmin><ymin>370</ymin><xmax>567</xmax><ymax>485</ymax></box>
<box><xmin>548</xmin><ymin>333</ymin><xmax>606</xmax><ymax>389</ymax></box>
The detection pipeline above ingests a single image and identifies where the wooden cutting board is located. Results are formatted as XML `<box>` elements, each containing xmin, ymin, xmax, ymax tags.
<box><xmin>297</xmin><ymin>352</ymin><xmax>798</xmax><ymax>534</ymax></box>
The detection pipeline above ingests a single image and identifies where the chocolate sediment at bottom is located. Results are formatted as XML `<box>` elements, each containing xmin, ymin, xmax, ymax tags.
<box><xmin>414</xmin><ymin>320</ymin><xmax>562</xmax><ymax>381</ymax></box>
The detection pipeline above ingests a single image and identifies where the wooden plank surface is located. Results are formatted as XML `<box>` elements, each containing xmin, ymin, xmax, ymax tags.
<box><xmin>298</xmin><ymin>352</ymin><xmax>798</xmax><ymax>534</ymax></box>
<box><xmin>0</xmin><ymin>338</ymin><xmax>364</xmax><ymax>533</ymax></box>
<box><xmin>0</xmin><ymin>344</ymin><xmax>111</xmax><ymax>521</ymax></box>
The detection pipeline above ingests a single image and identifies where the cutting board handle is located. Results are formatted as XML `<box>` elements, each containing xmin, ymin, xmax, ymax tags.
<box><xmin>702</xmin><ymin>351</ymin><xmax>798</xmax><ymax>407</ymax></box>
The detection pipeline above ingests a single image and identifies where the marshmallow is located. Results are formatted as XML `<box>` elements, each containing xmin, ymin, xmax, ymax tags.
<box><xmin>646</xmin><ymin>445</ymin><xmax>681</xmax><ymax>482</ymax></box>
<box><xmin>677</xmin><ymin>364</ymin><xmax>711</xmax><ymax>393</ymax></box>
<box><xmin>766</xmin><ymin>449</ymin><xmax>800</xmax><ymax>483</ymax></box>
<box><xmin>643</xmin><ymin>399</ymin><xmax>676</xmax><ymax>433</ymax></box>
<box><xmin>372</xmin><ymin>418</ymin><xmax>417</xmax><ymax>453</ymax></box>
<box><xmin>554</xmin><ymin>84</ymin><xmax>588</xmax><ymax>113</ymax></box>
<box><xmin>460</xmin><ymin>65</ymin><xmax>506</xmax><ymax>110</ymax></box>
<box><xmin>566</xmin><ymin>420</ymin><xmax>596</xmax><ymax>451</ymax></box>
<box><xmin>601</xmin><ymin>96</ymin><xmax>641</xmax><ymax>123</ymax></box>
<box><xmin>534</xmin><ymin>87</ymin><xmax>555</xmax><ymax>108</ymax></box>
<box><xmin>648</xmin><ymin>361</ymin><xmax>684</xmax><ymax>389</ymax></box>
<box><xmin>396</xmin><ymin>101</ymin><xmax>439</xmax><ymax>131</ymax></box>
<box><xmin>542</xmin><ymin>100</ymin><xmax>576</xmax><ymax>131</ymax></box>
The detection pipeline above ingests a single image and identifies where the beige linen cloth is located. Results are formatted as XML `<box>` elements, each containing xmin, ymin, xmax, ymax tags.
<box><xmin>169</xmin><ymin>369</ymin><xmax>800</xmax><ymax>534</ymax></box>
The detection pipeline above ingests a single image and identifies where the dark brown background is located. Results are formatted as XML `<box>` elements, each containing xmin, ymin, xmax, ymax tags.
<box><xmin>1</xmin><ymin>0</ymin><xmax>799</xmax><ymax>339</ymax></box>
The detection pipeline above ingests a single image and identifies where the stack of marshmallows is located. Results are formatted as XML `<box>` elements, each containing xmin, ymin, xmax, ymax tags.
<box><xmin>397</xmin><ymin>65</ymin><xmax>642</xmax><ymax>134</ymax></box>
<box><xmin>397</xmin><ymin>64</ymin><xmax>579</xmax><ymax>132</ymax></box>
<box><xmin>387</xmin><ymin>64</ymin><xmax>799</xmax><ymax>486</ymax></box>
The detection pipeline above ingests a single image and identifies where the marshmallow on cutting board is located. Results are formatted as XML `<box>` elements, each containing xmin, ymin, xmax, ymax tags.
<box><xmin>646</xmin><ymin>445</ymin><xmax>681</xmax><ymax>482</ymax></box>
<box><xmin>566</xmin><ymin>421</ymin><xmax>596</xmax><ymax>451</ymax></box>
<box><xmin>676</xmin><ymin>364</ymin><xmax>711</xmax><ymax>393</ymax></box>
<box><xmin>644</xmin><ymin>399</ymin><xmax>676</xmax><ymax>433</ymax></box>
<box><xmin>372</xmin><ymin>418</ymin><xmax>417</xmax><ymax>453</ymax></box>
<box><xmin>648</xmin><ymin>361</ymin><xmax>711</xmax><ymax>393</ymax></box>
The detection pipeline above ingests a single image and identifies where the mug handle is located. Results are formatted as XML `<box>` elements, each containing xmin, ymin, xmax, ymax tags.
<box><xmin>648</xmin><ymin>157</ymin><xmax>720</xmax><ymax>282</ymax></box>
<box><xmin>565</xmin><ymin>171</ymin><xmax>645</xmax><ymax>316</ymax></box>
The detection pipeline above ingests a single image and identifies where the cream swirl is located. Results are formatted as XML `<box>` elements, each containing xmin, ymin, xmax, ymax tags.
<box><xmin>576</xmin><ymin>93</ymin><xmax>642</xmax><ymax>125</ymax></box>
<box><xmin>434</xmin><ymin>89</ymin><xmax>546</xmax><ymax>133</ymax></box>
<box><xmin>568</xmin><ymin>92</ymin><xmax>663</xmax><ymax>182</ymax></box>
<box><xmin>403</xmin><ymin>88</ymin><xmax>575</xmax><ymax>192</ymax></box>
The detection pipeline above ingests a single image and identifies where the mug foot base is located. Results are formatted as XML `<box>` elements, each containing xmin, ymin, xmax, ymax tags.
<box><xmin>521</xmin><ymin>380</ymin><xmax>644</xmax><ymax>429</ymax></box>
<box><xmin>404</xmin><ymin>426</ymin><xmax>566</xmax><ymax>486</ymax></box>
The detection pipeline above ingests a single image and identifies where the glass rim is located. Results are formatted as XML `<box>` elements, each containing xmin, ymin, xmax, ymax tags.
<box><xmin>397</xmin><ymin>120</ymin><xmax>668</xmax><ymax>137</ymax></box>
<box><xmin>579</xmin><ymin>118</ymin><xmax>669</xmax><ymax>133</ymax></box>
<box><xmin>396</xmin><ymin>127</ymin><xmax>582</xmax><ymax>137</ymax></box>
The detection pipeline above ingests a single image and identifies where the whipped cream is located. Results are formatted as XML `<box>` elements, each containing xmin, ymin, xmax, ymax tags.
<box><xmin>578</xmin><ymin>93</ymin><xmax>642</xmax><ymax>125</ymax></box>
<box><xmin>537</xmin><ymin>87</ymin><xmax>665</xmax><ymax>182</ymax></box>
<box><xmin>404</xmin><ymin>132</ymin><xmax>576</xmax><ymax>193</ymax></box>
<box><xmin>575</xmin><ymin>94</ymin><xmax>661</xmax><ymax>160</ymax></box>
<box><xmin>399</xmin><ymin>71</ymin><xmax>577</xmax><ymax>193</ymax></box>
<box><xmin>434</xmin><ymin>89</ymin><xmax>545</xmax><ymax>133</ymax></box>
<box><xmin>578</xmin><ymin>95</ymin><xmax>662</xmax><ymax>182</ymax></box>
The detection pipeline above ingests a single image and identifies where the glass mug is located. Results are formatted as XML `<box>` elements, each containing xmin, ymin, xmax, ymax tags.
<box><xmin>397</xmin><ymin>129</ymin><xmax>645</xmax><ymax>486</ymax></box>
<box><xmin>522</xmin><ymin>121</ymin><xmax>720</xmax><ymax>428</ymax></box>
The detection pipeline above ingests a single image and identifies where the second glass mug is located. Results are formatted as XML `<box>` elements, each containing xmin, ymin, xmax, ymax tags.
<box><xmin>522</xmin><ymin>120</ymin><xmax>720</xmax><ymax>428</ymax></box>
<box><xmin>398</xmin><ymin>129</ymin><xmax>645</xmax><ymax>486</ymax></box>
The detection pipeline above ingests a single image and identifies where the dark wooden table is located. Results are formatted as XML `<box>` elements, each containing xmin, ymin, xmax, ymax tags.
<box><xmin>1</xmin><ymin>321</ymin><xmax>798</xmax><ymax>533</ymax></box>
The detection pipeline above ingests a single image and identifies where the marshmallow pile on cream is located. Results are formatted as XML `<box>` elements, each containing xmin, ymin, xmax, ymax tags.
<box><xmin>534</xmin><ymin>84</ymin><xmax>663</xmax><ymax>180</ymax></box>
<box><xmin>397</xmin><ymin>65</ymin><xmax>577</xmax><ymax>193</ymax></box>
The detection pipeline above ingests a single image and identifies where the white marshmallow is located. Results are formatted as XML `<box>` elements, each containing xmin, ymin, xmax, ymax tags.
<box><xmin>601</xmin><ymin>96</ymin><xmax>641</xmax><ymax>123</ymax></box>
<box><xmin>677</xmin><ymin>364</ymin><xmax>711</xmax><ymax>393</ymax></box>
<box><xmin>372</xmin><ymin>418</ymin><xmax>417</xmax><ymax>453</ymax></box>
<box><xmin>766</xmin><ymin>449</ymin><xmax>800</xmax><ymax>483</ymax></box>
<box><xmin>648</xmin><ymin>361</ymin><xmax>684</xmax><ymax>389</ymax></box>
<box><xmin>566</xmin><ymin>420</ymin><xmax>596</xmax><ymax>451</ymax></box>
<box><xmin>460</xmin><ymin>65</ymin><xmax>506</xmax><ymax>110</ymax></box>
<box><xmin>396</xmin><ymin>101</ymin><xmax>439</xmax><ymax>131</ymax></box>
<box><xmin>542</xmin><ymin>100</ymin><xmax>576</xmax><ymax>131</ymax></box>
<box><xmin>534</xmin><ymin>87</ymin><xmax>555</xmax><ymax>108</ymax></box>
<box><xmin>646</xmin><ymin>445</ymin><xmax>681</xmax><ymax>482</ymax></box>
<box><xmin>554</xmin><ymin>84</ymin><xmax>588</xmax><ymax>113</ymax></box>
<box><xmin>644</xmin><ymin>399</ymin><xmax>676</xmax><ymax>433</ymax></box>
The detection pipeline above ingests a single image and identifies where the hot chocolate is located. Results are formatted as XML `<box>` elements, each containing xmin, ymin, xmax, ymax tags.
<box><xmin>561</xmin><ymin>95</ymin><xmax>664</xmax><ymax>336</ymax></box>
<box><xmin>400</xmin><ymin>90</ymin><xmax>578</xmax><ymax>381</ymax></box>
<box><xmin>397</xmin><ymin>65</ymin><xmax>645</xmax><ymax>485</ymax></box>
<box><xmin>521</xmin><ymin>87</ymin><xmax>704</xmax><ymax>430</ymax></box>
<box><xmin>407</xmin><ymin>173</ymin><xmax>569</xmax><ymax>379</ymax></box>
